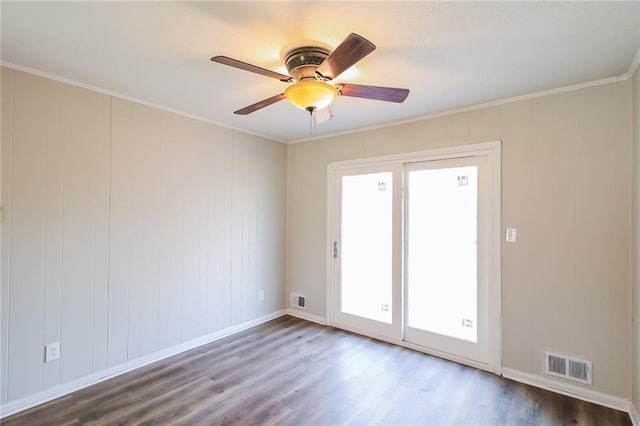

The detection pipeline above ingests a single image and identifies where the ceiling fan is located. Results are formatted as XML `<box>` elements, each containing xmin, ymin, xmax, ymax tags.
<box><xmin>210</xmin><ymin>33</ymin><xmax>409</xmax><ymax>122</ymax></box>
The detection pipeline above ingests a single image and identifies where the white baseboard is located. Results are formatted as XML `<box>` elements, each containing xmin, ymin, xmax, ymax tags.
<box><xmin>631</xmin><ymin>402</ymin><xmax>639</xmax><ymax>426</ymax></box>
<box><xmin>3</xmin><ymin>315</ymin><xmax>633</xmax><ymax>422</ymax></box>
<box><xmin>285</xmin><ymin>308</ymin><xmax>327</xmax><ymax>325</ymax></box>
<box><xmin>0</xmin><ymin>310</ymin><xmax>286</xmax><ymax>419</ymax></box>
<box><xmin>502</xmin><ymin>367</ymin><xmax>631</xmax><ymax>413</ymax></box>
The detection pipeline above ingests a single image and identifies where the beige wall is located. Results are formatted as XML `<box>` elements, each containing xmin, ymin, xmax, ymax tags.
<box><xmin>1</xmin><ymin>64</ymin><xmax>635</xmax><ymax>408</ymax></box>
<box><xmin>632</xmin><ymin>65</ymin><xmax>640</xmax><ymax>412</ymax></box>
<box><xmin>287</xmin><ymin>81</ymin><xmax>632</xmax><ymax>398</ymax></box>
<box><xmin>0</xmin><ymin>68</ymin><xmax>286</xmax><ymax>404</ymax></box>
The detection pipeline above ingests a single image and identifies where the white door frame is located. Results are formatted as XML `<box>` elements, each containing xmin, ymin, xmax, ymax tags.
<box><xmin>326</xmin><ymin>141</ymin><xmax>502</xmax><ymax>374</ymax></box>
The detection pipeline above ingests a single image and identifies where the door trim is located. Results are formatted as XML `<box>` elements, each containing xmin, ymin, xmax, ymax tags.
<box><xmin>326</xmin><ymin>141</ymin><xmax>502</xmax><ymax>374</ymax></box>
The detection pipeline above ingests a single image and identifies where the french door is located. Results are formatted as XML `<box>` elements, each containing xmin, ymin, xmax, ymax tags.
<box><xmin>331</xmin><ymin>165</ymin><xmax>403</xmax><ymax>340</ymax></box>
<box><xmin>403</xmin><ymin>156</ymin><xmax>489</xmax><ymax>364</ymax></box>
<box><xmin>330</xmin><ymin>145</ymin><xmax>498</xmax><ymax>370</ymax></box>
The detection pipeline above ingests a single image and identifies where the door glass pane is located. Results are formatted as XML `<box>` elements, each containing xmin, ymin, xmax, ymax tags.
<box><xmin>407</xmin><ymin>166</ymin><xmax>478</xmax><ymax>342</ymax></box>
<box><xmin>341</xmin><ymin>172</ymin><xmax>393</xmax><ymax>324</ymax></box>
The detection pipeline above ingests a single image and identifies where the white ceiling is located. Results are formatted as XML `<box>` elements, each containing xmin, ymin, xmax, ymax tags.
<box><xmin>2</xmin><ymin>1</ymin><xmax>639</xmax><ymax>143</ymax></box>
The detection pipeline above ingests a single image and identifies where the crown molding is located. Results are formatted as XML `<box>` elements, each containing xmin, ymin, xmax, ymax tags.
<box><xmin>626</xmin><ymin>47</ymin><xmax>640</xmax><ymax>79</ymax></box>
<box><xmin>290</xmin><ymin>73</ymin><xmax>628</xmax><ymax>144</ymax></box>
<box><xmin>0</xmin><ymin>62</ymin><xmax>285</xmax><ymax>144</ymax></box>
<box><xmin>3</xmin><ymin>53</ymin><xmax>637</xmax><ymax>147</ymax></box>
<box><xmin>291</xmin><ymin>45</ymin><xmax>640</xmax><ymax>145</ymax></box>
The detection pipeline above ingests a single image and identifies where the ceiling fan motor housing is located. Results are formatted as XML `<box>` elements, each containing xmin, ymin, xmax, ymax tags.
<box><xmin>285</xmin><ymin>46</ymin><xmax>331</xmax><ymax>82</ymax></box>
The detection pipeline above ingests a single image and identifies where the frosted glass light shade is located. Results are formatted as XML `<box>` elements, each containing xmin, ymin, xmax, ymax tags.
<box><xmin>285</xmin><ymin>81</ymin><xmax>338</xmax><ymax>111</ymax></box>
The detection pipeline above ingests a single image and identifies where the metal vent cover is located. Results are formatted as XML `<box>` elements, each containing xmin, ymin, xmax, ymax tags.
<box><xmin>544</xmin><ymin>352</ymin><xmax>592</xmax><ymax>385</ymax></box>
<box><xmin>290</xmin><ymin>293</ymin><xmax>306</xmax><ymax>309</ymax></box>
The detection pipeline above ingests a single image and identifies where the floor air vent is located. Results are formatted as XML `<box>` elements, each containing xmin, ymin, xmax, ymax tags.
<box><xmin>290</xmin><ymin>293</ymin><xmax>306</xmax><ymax>309</ymax></box>
<box><xmin>544</xmin><ymin>352</ymin><xmax>592</xmax><ymax>385</ymax></box>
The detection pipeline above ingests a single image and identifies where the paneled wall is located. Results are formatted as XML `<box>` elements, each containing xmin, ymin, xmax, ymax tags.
<box><xmin>632</xmin><ymin>66</ymin><xmax>640</xmax><ymax>413</ymax></box>
<box><xmin>0</xmin><ymin>68</ymin><xmax>286</xmax><ymax>404</ymax></box>
<box><xmin>287</xmin><ymin>80</ymin><xmax>632</xmax><ymax>398</ymax></box>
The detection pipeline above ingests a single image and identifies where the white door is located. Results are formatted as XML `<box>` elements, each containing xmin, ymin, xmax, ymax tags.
<box><xmin>331</xmin><ymin>165</ymin><xmax>402</xmax><ymax>340</ymax></box>
<box><xmin>329</xmin><ymin>144</ymin><xmax>499</xmax><ymax>370</ymax></box>
<box><xmin>403</xmin><ymin>156</ymin><xmax>490</xmax><ymax>364</ymax></box>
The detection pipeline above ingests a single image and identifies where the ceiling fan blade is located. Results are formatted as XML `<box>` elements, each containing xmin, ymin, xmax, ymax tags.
<box><xmin>211</xmin><ymin>56</ymin><xmax>291</xmax><ymax>82</ymax></box>
<box><xmin>316</xmin><ymin>33</ymin><xmax>376</xmax><ymax>80</ymax></box>
<box><xmin>314</xmin><ymin>107</ymin><xmax>333</xmax><ymax>124</ymax></box>
<box><xmin>234</xmin><ymin>93</ymin><xmax>286</xmax><ymax>115</ymax></box>
<box><xmin>339</xmin><ymin>83</ymin><xmax>409</xmax><ymax>103</ymax></box>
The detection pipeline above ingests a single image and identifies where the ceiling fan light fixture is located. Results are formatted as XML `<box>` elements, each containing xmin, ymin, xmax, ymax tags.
<box><xmin>212</xmin><ymin>33</ymin><xmax>408</xmax><ymax>118</ymax></box>
<box><xmin>284</xmin><ymin>80</ymin><xmax>338</xmax><ymax>112</ymax></box>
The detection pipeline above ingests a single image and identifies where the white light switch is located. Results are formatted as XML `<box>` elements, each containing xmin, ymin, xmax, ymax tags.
<box><xmin>505</xmin><ymin>228</ymin><xmax>518</xmax><ymax>243</ymax></box>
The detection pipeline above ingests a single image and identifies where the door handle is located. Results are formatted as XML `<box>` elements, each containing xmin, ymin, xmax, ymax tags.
<box><xmin>333</xmin><ymin>241</ymin><xmax>338</xmax><ymax>259</ymax></box>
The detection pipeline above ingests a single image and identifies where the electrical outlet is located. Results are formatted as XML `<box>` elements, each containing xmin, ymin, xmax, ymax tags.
<box><xmin>45</xmin><ymin>342</ymin><xmax>60</xmax><ymax>362</ymax></box>
<box><xmin>258</xmin><ymin>290</ymin><xmax>264</xmax><ymax>301</ymax></box>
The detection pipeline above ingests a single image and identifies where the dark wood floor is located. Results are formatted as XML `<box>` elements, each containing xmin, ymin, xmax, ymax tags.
<box><xmin>3</xmin><ymin>315</ymin><xmax>631</xmax><ymax>425</ymax></box>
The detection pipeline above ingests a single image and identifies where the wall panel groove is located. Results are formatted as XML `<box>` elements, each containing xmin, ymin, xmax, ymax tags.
<box><xmin>1</xmin><ymin>67</ymin><xmax>15</xmax><ymax>405</ymax></box>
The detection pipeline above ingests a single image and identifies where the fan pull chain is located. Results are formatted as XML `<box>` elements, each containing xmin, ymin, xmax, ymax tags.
<box><xmin>309</xmin><ymin>108</ymin><xmax>315</xmax><ymax>135</ymax></box>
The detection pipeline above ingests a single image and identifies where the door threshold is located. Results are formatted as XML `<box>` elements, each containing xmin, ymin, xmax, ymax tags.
<box><xmin>332</xmin><ymin>321</ymin><xmax>494</xmax><ymax>373</ymax></box>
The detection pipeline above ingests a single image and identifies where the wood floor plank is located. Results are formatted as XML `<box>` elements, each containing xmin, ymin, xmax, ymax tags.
<box><xmin>2</xmin><ymin>316</ymin><xmax>632</xmax><ymax>425</ymax></box>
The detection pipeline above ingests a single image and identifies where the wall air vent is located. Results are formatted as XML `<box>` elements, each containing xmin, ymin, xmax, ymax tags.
<box><xmin>290</xmin><ymin>293</ymin><xmax>306</xmax><ymax>309</ymax></box>
<box><xmin>544</xmin><ymin>351</ymin><xmax>592</xmax><ymax>385</ymax></box>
